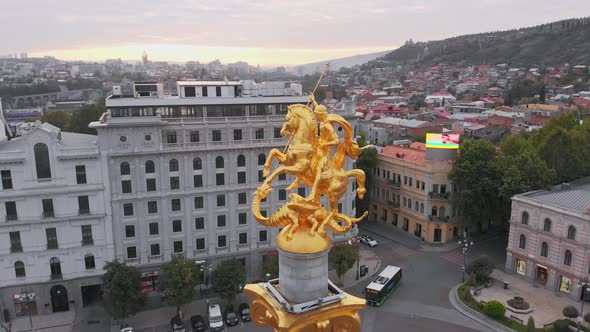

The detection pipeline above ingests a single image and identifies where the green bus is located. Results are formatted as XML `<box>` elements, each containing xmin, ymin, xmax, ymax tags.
<box><xmin>364</xmin><ymin>265</ymin><xmax>402</xmax><ymax>306</ymax></box>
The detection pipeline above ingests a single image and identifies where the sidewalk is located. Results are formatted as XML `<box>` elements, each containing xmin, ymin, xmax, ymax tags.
<box><xmin>359</xmin><ymin>221</ymin><xmax>421</xmax><ymax>249</ymax></box>
<box><xmin>329</xmin><ymin>246</ymin><xmax>381</xmax><ymax>289</ymax></box>
<box><xmin>449</xmin><ymin>284</ymin><xmax>514</xmax><ymax>332</ymax></box>
<box><xmin>9</xmin><ymin>310</ymin><xmax>74</xmax><ymax>332</ymax></box>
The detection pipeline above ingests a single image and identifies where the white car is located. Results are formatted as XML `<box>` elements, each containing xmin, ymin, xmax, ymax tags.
<box><xmin>360</xmin><ymin>235</ymin><xmax>378</xmax><ymax>247</ymax></box>
<box><xmin>120</xmin><ymin>328</ymin><xmax>134</xmax><ymax>332</ymax></box>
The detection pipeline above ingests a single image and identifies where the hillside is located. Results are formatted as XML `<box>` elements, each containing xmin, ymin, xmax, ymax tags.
<box><xmin>370</xmin><ymin>17</ymin><xmax>590</xmax><ymax>67</ymax></box>
<box><xmin>294</xmin><ymin>50</ymin><xmax>390</xmax><ymax>74</ymax></box>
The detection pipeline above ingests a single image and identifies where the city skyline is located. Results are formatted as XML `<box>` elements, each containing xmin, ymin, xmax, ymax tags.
<box><xmin>2</xmin><ymin>0</ymin><xmax>590</xmax><ymax>66</ymax></box>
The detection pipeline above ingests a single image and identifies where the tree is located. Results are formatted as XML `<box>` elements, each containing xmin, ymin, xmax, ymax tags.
<box><xmin>159</xmin><ymin>256</ymin><xmax>201</xmax><ymax>314</ymax></box>
<box><xmin>314</xmin><ymin>88</ymin><xmax>327</xmax><ymax>103</ymax></box>
<box><xmin>539</xmin><ymin>85</ymin><xmax>546</xmax><ymax>103</ymax></box>
<box><xmin>583</xmin><ymin>312</ymin><xmax>590</xmax><ymax>324</ymax></box>
<box><xmin>554</xmin><ymin>319</ymin><xmax>571</xmax><ymax>332</ymax></box>
<box><xmin>483</xmin><ymin>301</ymin><xmax>505</xmax><ymax>319</ymax></box>
<box><xmin>526</xmin><ymin>316</ymin><xmax>535</xmax><ymax>332</ymax></box>
<box><xmin>262</xmin><ymin>255</ymin><xmax>279</xmax><ymax>279</ymax></box>
<box><xmin>41</xmin><ymin>110</ymin><xmax>72</xmax><ymax>129</ymax></box>
<box><xmin>329</xmin><ymin>244</ymin><xmax>359</xmax><ymax>286</ymax></box>
<box><xmin>65</xmin><ymin>100</ymin><xmax>105</xmax><ymax>134</ymax></box>
<box><xmin>562</xmin><ymin>305</ymin><xmax>579</xmax><ymax>320</ymax></box>
<box><xmin>102</xmin><ymin>261</ymin><xmax>145</xmax><ymax>326</ymax></box>
<box><xmin>210</xmin><ymin>259</ymin><xmax>247</xmax><ymax>304</ymax></box>
<box><xmin>355</xmin><ymin>134</ymin><xmax>377</xmax><ymax>218</ymax></box>
<box><xmin>465</xmin><ymin>255</ymin><xmax>495</xmax><ymax>285</ymax></box>
<box><xmin>449</xmin><ymin>139</ymin><xmax>502</xmax><ymax>230</ymax></box>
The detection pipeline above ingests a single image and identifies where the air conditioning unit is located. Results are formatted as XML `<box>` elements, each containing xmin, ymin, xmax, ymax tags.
<box><xmin>112</xmin><ymin>86</ymin><xmax>122</xmax><ymax>96</ymax></box>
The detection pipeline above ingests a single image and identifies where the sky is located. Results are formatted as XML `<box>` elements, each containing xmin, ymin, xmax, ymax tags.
<box><xmin>2</xmin><ymin>0</ymin><xmax>590</xmax><ymax>66</ymax></box>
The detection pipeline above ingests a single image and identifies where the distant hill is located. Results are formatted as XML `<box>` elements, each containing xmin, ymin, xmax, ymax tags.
<box><xmin>294</xmin><ymin>50</ymin><xmax>390</xmax><ymax>74</ymax></box>
<box><xmin>369</xmin><ymin>17</ymin><xmax>590</xmax><ymax>67</ymax></box>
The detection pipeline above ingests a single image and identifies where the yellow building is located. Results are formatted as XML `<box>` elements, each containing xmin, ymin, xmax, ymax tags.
<box><xmin>370</xmin><ymin>143</ymin><xmax>466</xmax><ymax>243</ymax></box>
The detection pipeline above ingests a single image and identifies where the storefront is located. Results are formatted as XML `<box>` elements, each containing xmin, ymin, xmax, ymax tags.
<box><xmin>141</xmin><ymin>271</ymin><xmax>159</xmax><ymax>293</ymax></box>
<box><xmin>535</xmin><ymin>265</ymin><xmax>548</xmax><ymax>286</ymax></box>
<box><xmin>13</xmin><ymin>292</ymin><xmax>38</xmax><ymax>318</ymax></box>
<box><xmin>558</xmin><ymin>275</ymin><xmax>572</xmax><ymax>294</ymax></box>
<box><xmin>515</xmin><ymin>258</ymin><xmax>527</xmax><ymax>276</ymax></box>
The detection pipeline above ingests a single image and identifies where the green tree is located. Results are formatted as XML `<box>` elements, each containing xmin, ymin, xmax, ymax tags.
<box><xmin>210</xmin><ymin>259</ymin><xmax>247</xmax><ymax>304</ymax></box>
<box><xmin>65</xmin><ymin>99</ymin><xmax>105</xmax><ymax>134</ymax></box>
<box><xmin>539</xmin><ymin>85</ymin><xmax>546</xmax><ymax>103</ymax></box>
<box><xmin>159</xmin><ymin>256</ymin><xmax>201</xmax><ymax>314</ymax></box>
<box><xmin>355</xmin><ymin>134</ymin><xmax>377</xmax><ymax>218</ymax></box>
<box><xmin>41</xmin><ymin>110</ymin><xmax>72</xmax><ymax>129</ymax></box>
<box><xmin>483</xmin><ymin>300</ymin><xmax>506</xmax><ymax>319</ymax></box>
<box><xmin>102</xmin><ymin>261</ymin><xmax>145</xmax><ymax>326</ymax></box>
<box><xmin>526</xmin><ymin>316</ymin><xmax>535</xmax><ymax>331</ymax></box>
<box><xmin>554</xmin><ymin>319</ymin><xmax>571</xmax><ymax>332</ymax></box>
<box><xmin>563</xmin><ymin>305</ymin><xmax>579</xmax><ymax>320</ymax></box>
<box><xmin>329</xmin><ymin>244</ymin><xmax>359</xmax><ymax>286</ymax></box>
<box><xmin>314</xmin><ymin>88</ymin><xmax>327</xmax><ymax>103</ymax></box>
<box><xmin>449</xmin><ymin>139</ymin><xmax>502</xmax><ymax>229</ymax></box>
<box><xmin>583</xmin><ymin>312</ymin><xmax>590</xmax><ymax>324</ymax></box>
<box><xmin>465</xmin><ymin>255</ymin><xmax>495</xmax><ymax>285</ymax></box>
<box><xmin>262</xmin><ymin>255</ymin><xmax>279</xmax><ymax>279</ymax></box>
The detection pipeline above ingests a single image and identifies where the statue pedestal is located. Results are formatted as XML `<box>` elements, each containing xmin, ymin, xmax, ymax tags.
<box><xmin>278</xmin><ymin>247</ymin><xmax>329</xmax><ymax>303</ymax></box>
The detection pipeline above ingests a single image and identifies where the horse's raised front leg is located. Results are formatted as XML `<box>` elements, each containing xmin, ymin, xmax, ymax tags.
<box><xmin>346</xmin><ymin>169</ymin><xmax>367</xmax><ymax>199</ymax></box>
<box><xmin>263</xmin><ymin>148</ymin><xmax>287</xmax><ymax>177</ymax></box>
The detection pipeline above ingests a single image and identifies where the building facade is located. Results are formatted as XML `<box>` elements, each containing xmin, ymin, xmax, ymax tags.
<box><xmin>0</xmin><ymin>123</ymin><xmax>114</xmax><ymax>318</ymax></box>
<box><xmin>371</xmin><ymin>143</ymin><xmax>466</xmax><ymax>243</ymax></box>
<box><xmin>505</xmin><ymin>180</ymin><xmax>590</xmax><ymax>301</ymax></box>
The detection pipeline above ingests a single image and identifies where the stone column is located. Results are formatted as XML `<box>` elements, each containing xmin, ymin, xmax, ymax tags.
<box><xmin>278</xmin><ymin>247</ymin><xmax>329</xmax><ymax>303</ymax></box>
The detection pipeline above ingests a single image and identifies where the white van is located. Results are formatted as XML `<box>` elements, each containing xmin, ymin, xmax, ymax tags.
<box><xmin>208</xmin><ymin>304</ymin><xmax>225</xmax><ymax>331</ymax></box>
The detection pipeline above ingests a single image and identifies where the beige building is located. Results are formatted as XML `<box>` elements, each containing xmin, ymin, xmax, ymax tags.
<box><xmin>371</xmin><ymin>143</ymin><xmax>466</xmax><ymax>243</ymax></box>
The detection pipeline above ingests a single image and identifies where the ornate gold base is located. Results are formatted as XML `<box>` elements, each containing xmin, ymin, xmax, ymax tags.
<box><xmin>244</xmin><ymin>283</ymin><xmax>366</xmax><ymax>332</ymax></box>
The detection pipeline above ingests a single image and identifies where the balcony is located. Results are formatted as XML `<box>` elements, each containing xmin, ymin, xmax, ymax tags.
<box><xmin>10</xmin><ymin>245</ymin><xmax>23</xmax><ymax>253</ymax></box>
<box><xmin>388</xmin><ymin>180</ymin><xmax>401</xmax><ymax>189</ymax></box>
<box><xmin>81</xmin><ymin>239</ymin><xmax>94</xmax><ymax>246</ymax></box>
<box><xmin>387</xmin><ymin>201</ymin><xmax>400</xmax><ymax>209</ymax></box>
<box><xmin>428</xmin><ymin>215</ymin><xmax>450</xmax><ymax>222</ymax></box>
<box><xmin>47</xmin><ymin>243</ymin><xmax>59</xmax><ymax>250</ymax></box>
<box><xmin>429</xmin><ymin>192</ymin><xmax>450</xmax><ymax>200</ymax></box>
<box><xmin>6</xmin><ymin>214</ymin><xmax>17</xmax><ymax>221</ymax></box>
<box><xmin>43</xmin><ymin>211</ymin><xmax>55</xmax><ymax>218</ymax></box>
<box><xmin>50</xmin><ymin>273</ymin><xmax>62</xmax><ymax>280</ymax></box>
<box><xmin>78</xmin><ymin>209</ymin><xmax>90</xmax><ymax>215</ymax></box>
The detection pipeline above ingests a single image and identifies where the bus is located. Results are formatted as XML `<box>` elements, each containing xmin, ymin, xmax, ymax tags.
<box><xmin>364</xmin><ymin>265</ymin><xmax>402</xmax><ymax>306</ymax></box>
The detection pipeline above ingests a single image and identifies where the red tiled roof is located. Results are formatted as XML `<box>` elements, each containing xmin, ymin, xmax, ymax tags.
<box><xmin>370</xmin><ymin>104</ymin><xmax>404</xmax><ymax>112</ymax></box>
<box><xmin>380</xmin><ymin>145</ymin><xmax>426</xmax><ymax>165</ymax></box>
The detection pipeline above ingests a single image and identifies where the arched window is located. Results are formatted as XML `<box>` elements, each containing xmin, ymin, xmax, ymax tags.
<box><xmin>420</xmin><ymin>203</ymin><xmax>424</xmax><ymax>213</ymax></box>
<box><xmin>519</xmin><ymin>234</ymin><xmax>526</xmax><ymax>249</ymax></box>
<box><xmin>237</xmin><ymin>155</ymin><xmax>246</xmax><ymax>167</ymax></box>
<box><xmin>541</xmin><ymin>242</ymin><xmax>548</xmax><ymax>257</ymax></box>
<box><xmin>564</xmin><ymin>250</ymin><xmax>573</xmax><ymax>266</ymax></box>
<box><xmin>34</xmin><ymin>143</ymin><xmax>51</xmax><ymax>179</ymax></box>
<box><xmin>120</xmin><ymin>162</ymin><xmax>130</xmax><ymax>176</ymax></box>
<box><xmin>567</xmin><ymin>226</ymin><xmax>576</xmax><ymax>240</ymax></box>
<box><xmin>543</xmin><ymin>218</ymin><xmax>552</xmax><ymax>232</ymax></box>
<box><xmin>14</xmin><ymin>261</ymin><xmax>25</xmax><ymax>278</ymax></box>
<box><xmin>258</xmin><ymin>154</ymin><xmax>266</xmax><ymax>166</ymax></box>
<box><xmin>215</xmin><ymin>156</ymin><xmax>224</xmax><ymax>169</ymax></box>
<box><xmin>50</xmin><ymin>257</ymin><xmax>62</xmax><ymax>278</ymax></box>
<box><xmin>193</xmin><ymin>157</ymin><xmax>202</xmax><ymax>170</ymax></box>
<box><xmin>432</xmin><ymin>206</ymin><xmax>438</xmax><ymax>216</ymax></box>
<box><xmin>84</xmin><ymin>254</ymin><xmax>95</xmax><ymax>270</ymax></box>
<box><xmin>439</xmin><ymin>206</ymin><xmax>446</xmax><ymax>217</ymax></box>
<box><xmin>169</xmin><ymin>159</ymin><xmax>179</xmax><ymax>172</ymax></box>
<box><xmin>521</xmin><ymin>211</ymin><xmax>529</xmax><ymax>225</ymax></box>
<box><xmin>145</xmin><ymin>160</ymin><xmax>155</xmax><ymax>173</ymax></box>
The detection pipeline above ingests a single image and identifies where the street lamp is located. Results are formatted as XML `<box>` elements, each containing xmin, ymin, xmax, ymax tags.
<box><xmin>265</xmin><ymin>273</ymin><xmax>271</xmax><ymax>281</ymax></box>
<box><xmin>20</xmin><ymin>288</ymin><xmax>35</xmax><ymax>332</ymax></box>
<box><xmin>199</xmin><ymin>263</ymin><xmax>213</xmax><ymax>304</ymax></box>
<box><xmin>458</xmin><ymin>239</ymin><xmax>474</xmax><ymax>283</ymax></box>
<box><xmin>578</xmin><ymin>277</ymin><xmax>589</xmax><ymax>332</ymax></box>
<box><xmin>348</xmin><ymin>239</ymin><xmax>361</xmax><ymax>281</ymax></box>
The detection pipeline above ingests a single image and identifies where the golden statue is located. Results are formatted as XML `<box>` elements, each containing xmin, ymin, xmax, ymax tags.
<box><xmin>252</xmin><ymin>92</ymin><xmax>368</xmax><ymax>253</ymax></box>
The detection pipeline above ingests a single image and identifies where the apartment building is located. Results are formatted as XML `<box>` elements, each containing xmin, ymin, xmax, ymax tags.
<box><xmin>371</xmin><ymin>142</ymin><xmax>466</xmax><ymax>243</ymax></box>
<box><xmin>0</xmin><ymin>122</ymin><xmax>113</xmax><ymax>317</ymax></box>
<box><xmin>506</xmin><ymin>179</ymin><xmax>590</xmax><ymax>301</ymax></box>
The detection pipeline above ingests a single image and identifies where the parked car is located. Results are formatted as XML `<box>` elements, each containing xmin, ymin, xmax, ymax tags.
<box><xmin>170</xmin><ymin>315</ymin><xmax>186</xmax><ymax>332</ymax></box>
<box><xmin>360</xmin><ymin>235</ymin><xmax>378</xmax><ymax>247</ymax></box>
<box><xmin>224</xmin><ymin>304</ymin><xmax>239</xmax><ymax>326</ymax></box>
<box><xmin>208</xmin><ymin>304</ymin><xmax>225</xmax><ymax>331</ymax></box>
<box><xmin>190</xmin><ymin>315</ymin><xmax>207</xmax><ymax>332</ymax></box>
<box><xmin>120</xmin><ymin>328</ymin><xmax>134</xmax><ymax>332</ymax></box>
<box><xmin>238</xmin><ymin>303</ymin><xmax>251</xmax><ymax>322</ymax></box>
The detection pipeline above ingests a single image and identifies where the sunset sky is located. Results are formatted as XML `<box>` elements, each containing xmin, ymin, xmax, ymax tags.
<box><xmin>2</xmin><ymin>0</ymin><xmax>589</xmax><ymax>66</ymax></box>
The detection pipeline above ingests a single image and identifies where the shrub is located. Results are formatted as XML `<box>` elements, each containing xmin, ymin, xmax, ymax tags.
<box><xmin>585</xmin><ymin>312</ymin><xmax>590</xmax><ymax>324</ymax></box>
<box><xmin>483</xmin><ymin>300</ymin><xmax>506</xmax><ymax>319</ymax></box>
<box><xmin>526</xmin><ymin>316</ymin><xmax>535</xmax><ymax>332</ymax></box>
<box><xmin>554</xmin><ymin>319</ymin><xmax>571</xmax><ymax>332</ymax></box>
<box><xmin>466</xmin><ymin>273</ymin><xmax>477</xmax><ymax>287</ymax></box>
<box><xmin>563</xmin><ymin>305</ymin><xmax>579</xmax><ymax>319</ymax></box>
<box><xmin>466</xmin><ymin>256</ymin><xmax>495</xmax><ymax>284</ymax></box>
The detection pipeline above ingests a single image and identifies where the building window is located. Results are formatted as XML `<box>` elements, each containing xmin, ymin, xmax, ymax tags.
<box><xmin>148</xmin><ymin>201</ymin><xmax>158</xmax><ymax>214</ymax></box>
<box><xmin>193</xmin><ymin>158</ymin><xmax>202</xmax><ymax>170</ymax></box>
<box><xmin>122</xmin><ymin>180</ymin><xmax>132</xmax><ymax>193</ymax></box>
<box><xmin>259</xmin><ymin>230</ymin><xmax>268</xmax><ymax>242</ymax></box>
<box><xmin>255</xmin><ymin>128</ymin><xmax>264</xmax><ymax>139</ymax></box>
<box><xmin>212</xmin><ymin>130</ymin><xmax>221</xmax><ymax>142</ymax></box>
<box><xmin>215</xmin><ymin>156</ymin><xmax>224</xmax><ymax>168</ymax></box>
<box><xmin>217</xmin><ymin>215</ymin><xmax>226</xmax><ymax>227</ymax></box>
<box><xmin>216</xmin><ymin>195</ymin><xmax>225</xmax><ymax>207</ymax></box>
<box><xmin>238</xmin><ymin>171</ymin><xmax>246</xmax><ymax>184</ymax></box>
<box><xmin>279</xmin><ymin>173</ymin><xmax>286</xmax><ymax>181</ymax></box>
<box><xmin>278</xmin><ymin>189</ymin><xmax>286</xmax><ymax>201</ymax></box>
<box><xmin>120</xmin><ymin>162</ymin><xmax>130</xmax><ymax>175</ymax></box>
<box><xmin>150</xmin><ymin>244</ymin><xmax>160</xmax><ymax>256</ymax></box>
<box><xmin>34</xmin><ymin>143</ymin><xmax>51</xmax><ymax>179</ymax></box>
<box><xmin>190</xmin><ymin>131</ymin><xmax>199</xmax><ymax>143</ymax></box>
<box><xmin>1</xmin><ymin>170</ymin><xmax>12</xmax><ymax>189</ymax></box>
<box><xmin>9</xmin><ymin>232</ymin><xmax>22</xmax><ymax>253</ymax></box>
<box><xmin>234</xmin><ymin>129</ymin><xmax>242</xmax><ymax>141</ymax></box>
<box><xmin>236</xmin><ymin>213</ymin><xmax>247</xmax><ymax>226</ymax></box>
<box><xmin>167</xmin><ymin>132</ymin><xmax>177</xmax><ymax>144</ymax></box>
<box><xmin>46</xmin><ymin>228</ymin><xmax>58</xmax><ymax>249</ymax></box>
<box><xmin>75</xmin><ymin>166</ymin><xmax>86</xmax><ymax>184</ymax></box>
<box><xmin>274</xmin><ymin>127</ymin><xmax>281</xmax><ymax>138</ymax></box>
<box><xmin>567</xmin><ymin>226</ymin><xmax>576</xmax><ymax>240</ymax></box>
<box><xmin>238</xmin><ymin>192</ymin><xmax>247</xmax><ymax>204</ymax></box>
<box><xmin>78</xmin><ymin>196</ymin><xmax>90</xmax><ymax>214</ymax></box>
<box><xmin>172</xmin><ymin>220</ymin><xmax>182</xmax><ymax>232</ymax></box>
<box><xmin>196</xmin><ymin>238</ymin><xmax>205</xmax><ymax>250</ymax></box>
<box><xmin>193</xmin><ymin>174</ymin><xmax>203</xmax><ymax>187</ymax></box>
<box><xmin>81</xmin><ymin>225</ymin><xmax>93</xmax><ymax>246</ymax></box>
<box><xmin>14</xmin><ymin>261</ymin><xmax>25</xmax><ymax>278</ymax></box>
<box><xmin>216</xmin><ymin>86</ymin><xmax>222</xmax><ymax>96</ymax></box>
<box><xmin>50</xmin><ymin>257</ymin><xmax>62</xmax><ymax>279</ymax></box>
<box><xmin>564</xmin><ymin>250</ymin><xmax>573</xmax><ymax>266</ymax></box>
<box><xmin>258</xmin><ymin>170</ymin><xmax>264</xmax><ymax>182</ymax></box>
<box><xmin>298</xmin><ymin>187</ymin><xmax>306</xmax><ymax>197</ymax></box>
<box><xmin>239</xmin><ymin>232</ymin><xmax>248</xmax><ymax>245</ymax></box>
<box><xmin>173</xmin><ymin>241</ymin><xmax>183</xmax><ymax>253</ymax></box>
<box><xmin>216</xmin><ymin>173</ymin><xmax>225</xmax><ymax>185</ymax></box>
<box><xmin>42</xmin><ymin>198</ymin><xmax>55</xmax><ymax>218</ymax></box>
<box><xmin>195</xmin><ymin>217</ymin><xmax>204</xmax><ymax>230</ymax></box>
<box><xmin>170</xmin><ymin>176</ymin><xmax>180</xmax><ymax>190</ymax></box>
<box><xmin>169</xmin><ymin>159</ymin><xmax>179</xmax><ymax>172</ymax></box>
<box><xmin>218</xmin><ymin>235</ymin><xmax>227</xmax><ymax>248</ymax></box>
<box><xmin>521</xmin><ymin>211</ymin><xmax>529</xmax><ymax>225</ymax></box>
<box><xmin>202</xmin><ymin>86</ymin><xmax>208</xmax><ymax>97</ymax></box>
<box><xmin>171</xmin><ymin>199</ymin><xmax>181</xmax><ymax>211</ymax></box>
<box><xmin>258</xmin><ymin>154</ymin><xmax>266</xmax><ymax>166</ymax></box>
<box><xmin>123</xmin><ymin>203</ymin><xmax>134</xmax><ymax>216</ymax></box>
<box><xmin>541</xmin><ymin>242</ymin><xmax>548</xmax><ymax>258</ymax></box>
<box><xmin>237</xmin><ymin>155</ymin><xmax>246</xmax><ymax>167</ymax></box>
<box><xmin>518</xmin><ymin>234</ymin><xmax>526</xmax><ymax>249</ymax></box>
<box><xmin>149</xmin><ymin>222</ymin><xmax>159</xmax><ymax>235</ymax></box>
<box><xmin>146</xmin><ymin>178</ymin><xmax>156</xmax><ymax>191</ymax></box>
<box><xmin>127</xmin><ymin>247</ymin><xmax>137</xmax><ymax>259</ymax></box>
<box><xmin>125</xmin><ymin>225</ymin><xmax>135</xmax><ymax>238</ymax></box>
<box><xmin>84</xmin><ymin>255</ymin><xmax>95</xmax><ymax>270</ymax></box>
<box><xmin>145</xmin><ymin>160</ymin><xmax>155</xmax><ymax>173</ymax></box>
<box><xmin>185</xmin><ymin>86</ymin><xmax>196</xmax><ymax>97</ymax></box>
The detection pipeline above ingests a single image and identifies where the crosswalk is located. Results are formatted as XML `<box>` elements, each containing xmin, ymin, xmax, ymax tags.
<box><xmin>390</xmin><ymin>243</ymin><xmax>419</xmax><ymax>258</ymax></box>
<box><xmin>439</xmin><ymin>249</ymin><xmax>467</xmax><ymax>266</ymax></box>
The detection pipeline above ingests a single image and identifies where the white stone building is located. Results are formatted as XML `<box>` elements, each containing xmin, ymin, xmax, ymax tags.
<box><xmin>0</xmin><ymin>122</ymin><xmax>114</xmax><ymax>317</ymax></box>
